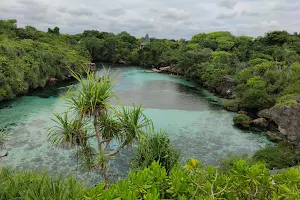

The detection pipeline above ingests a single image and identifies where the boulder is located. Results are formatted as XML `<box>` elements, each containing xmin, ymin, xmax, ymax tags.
<box><xmin>251</xmin><ymin>118</ymin><xmax>269</xmax><ymax>127</ymax></box>
<box><xmin>266</xmin><ymin>131</ymin><xmax>285</xmax><ymax>142</ymax></box>
<box><xmin>258</xmin><ymin>105</ymin><xmax>300</xmax><ymax>145</ymax></box>
<box><xmin>238</xmin><ymin>110</ymin><xmax>248</xmax><ymax>115</ymax></box>
<box><xmin>48</xmin><ymin>77</ymin><xmax>57</xmax><ymax>83</ymax></box>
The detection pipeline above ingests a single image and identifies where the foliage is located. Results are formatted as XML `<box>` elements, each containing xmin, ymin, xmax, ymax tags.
<box><xmin>276</xmin><ymin>94</ymin><xmax>299</xmax><ymax>107</ymax></box>
<box><xmin>253</xmin><ymin>142</ymin><xmax>300</xmax><ymax>169</ymax></box>
<box><xmin>130</xmin><ymin>131</ymin><xmax>180</xmax><ymax>172</ymax></box>
<box><xmin>233</xmin><ymin>114</ymin><xmax>251</xmax><ymax>128</ymax></box>
<box><xmin>223</xmin><ymin>99</ymin><xmax>238</xmax><ymax>108</ymax></box>
<box><xmin>48</xmin><ymin>69</ymin><xmax>152</xmax><ymax>187</ymax></box>
<box><xmin>4</xmin><ymin>158</ymin><xmax>300</xmax><ymax>199</ymax></box>
<box><xmin>0</xmin><ymin>20</ymin><xmax>89</xmax><ymax>101</ymax></box>
<box><xmin>218</xmin><ymin>153</ymin><xmax>253</xmax><ymax>173</ymax></box>
<box><xmin>1</xmin><ymin>19</ymin><xmax>300</xmax><ymax>111</ymax></box>
<box><xmin>0</xmin><ymin>168</ymin><xmax>85</xmax><ymax>200</ymax></box>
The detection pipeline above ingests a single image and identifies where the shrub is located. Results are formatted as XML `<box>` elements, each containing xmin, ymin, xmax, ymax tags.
<box><xmin>3</xmin><ymin>158</ymin><xmax>300</xmax><ymax>199</ymax></box>
<box><xmin>233</xmin><ymin>114</ymin><xmax>251</xmax><ymax>128</ymax></box>
<box><xmin>218</xmin><ymin>153</ymin><xmax>253</xmax><ymax>173</ymax></box>
<box><xmin>253</xmin><ymin>142</ymin><xmax>300</xmax><ymax>169</ymax></box>
<box><xmin>276</xmin><ymin>94</ymin><xmax>299</xmax><ymax>107</ymax></box>
<box><xmin>223</xmin><ymin>99</ymin><xmax>237</xmax><ymax>107</ymax></box>
<box><xmin>0</xmin><ymin>168</ymin><xmax>86</xmax><ymax>199</ymax></box>
<box><xmin>130</xmin><ymin>131</ymin><xmax>180</xmax><ymax>172</ymax></box>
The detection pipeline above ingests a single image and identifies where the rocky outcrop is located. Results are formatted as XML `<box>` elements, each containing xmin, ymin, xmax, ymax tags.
<box><xmin>266</xmin><ymin>131</ymin><xmax>285</xmax><ymax>142</ymax></box>
<box><xmin>213</xmin><ymin>77</ymin><xmax>236</xmax><ymax>98</ymax></box>
<box><xmin>251</xmin><ymin>118</ymin><xmax>269</xmax><ymax>127</ymax></box>
<box><xmin>258</xmin><ymin>105</ymin><xmax>300</xmax><ymax>146</ymax></box>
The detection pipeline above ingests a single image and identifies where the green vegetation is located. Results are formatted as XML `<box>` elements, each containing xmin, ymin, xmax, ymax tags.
<box><xmin>253</xmin><ymin>142</ymin><xmax>300</xmax><ymax>169</ymax></box>
<box><xmin>276</xmin><ymin>94</ymin><xmax>300</xmax><ymax>107</ymax></box>
<box><xmin>48</xmin><ymin>69</ymin><xmax>152</xmax><ymax>187</ymax></box>
<box><xmin>233</xmin><ymin>114</ymin><xmax>251</xmax><ymax>128</ymax></box>
<box><xmin>0</xmin><ymin>20</ymin><xmax>89</xmax><ymax>101</ymax></box>
<box><xmin>130</xmin><ymin>131</ymin><xmax>180</xmax><ymax>172</ymax></box>
<box><xmin>2</xmin><ymin>19</ymin><xmax>300</xmax><ymax>198</ymax></box>
<box><xmin>3</xmin><ymin>159</ymin><xmax>300</xmax><ymax>199</ymax></box>
<box><xmin>1</xmin><ymin>19</ymin><xmax>300</xmax><ymax>112</ymax></box>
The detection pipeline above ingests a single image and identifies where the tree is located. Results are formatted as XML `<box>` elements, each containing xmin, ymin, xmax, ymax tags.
<box><xmin>48</xmin><ymin>27</ymin><xmax>60</xmax><ymax>35</ymax></box>
<box><xmin>48</xmin><ymin>68</ymin><xmax>152</xmax><ymax>188</ymax></box>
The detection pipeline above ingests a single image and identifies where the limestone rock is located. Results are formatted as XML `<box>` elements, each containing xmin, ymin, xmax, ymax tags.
<box><xmin>266</xmin><ymin>131</ymin><xmax>285</xmax><ymax>142</ymax></box>
<box><xmin>258</xmin><ymin>105</ymin><xmax>300</xmax><ymax>145</ymax></box>
<box><xmin>48</xmin><ymin>77</ymin><xmax>57</xmax><ymax>83</ymax></box>
<box><xmin>238</xmin><ymin>110</ymin><xmax>248</xmax><ymax>115</ymax></box>
<box><xmin>251</xmin><ymin>118</ymin><xmax>269</xmax><ymax>127</ymax></box>
<box><xmin>213</xmin><ymin>77</ymin><xmax>236</xmax><ymax>98</ymax></box>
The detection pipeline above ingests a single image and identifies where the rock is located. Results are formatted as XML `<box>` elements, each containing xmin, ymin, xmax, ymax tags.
<box><xmin>119</xmin><ymin>59</ymin><xmax>127</xmax><ymax>64</ymax></box>
<box><xmin>225</xmin><ymin>105</ymin><xmax>239</xmax><ymax>112</ymax></box>
<box><xmin>238</xmin><ymin>110</ymin><xmax>248</xmax><ymax>115</ymax></box>
<box><xmin>266</xmin><ymin>131</ymin><xmax>285</xmax><ymax>142</ymax></box>
<box><xmin>259</xmin><ymin>105</ymin><xmax>300</xmax><ymax>145</ymax></box>
<box><xmin>214</xmin><ymin>77</ymin><xmax>236</xmax><ymax>98</ymax></box>
<box><xmin>251</xmin><ymin>118</ymin><xmax>269</xmax><ymax>127</ymax></box>
<box><xmin>48</xmin><ymin>77</ymin><xmax>57</xmax><ymax>83</ymax></box>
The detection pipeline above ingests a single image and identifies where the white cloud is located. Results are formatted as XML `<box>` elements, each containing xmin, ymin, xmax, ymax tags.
<box><xmin>216</xmin><ymin>11</ymin><xmax>238</xmax><ymax>19</ymax></box>
<box><xmin>260</xmin><ymin>20</ymin><xmax>280</xmax><ymax>28</ymax></box>
<box><xmin>273</xmin><ymin>3</ymin><xmax>300</xmax><ymax>11</ymax></box>
<box><xmin>0</xmin><ymin>0</ymin><xmax>299</xmax><ymax>39</ymax></box>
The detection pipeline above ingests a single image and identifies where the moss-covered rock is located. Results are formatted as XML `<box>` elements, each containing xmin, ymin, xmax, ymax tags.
<box><xmin>233</xmin><ymin>114</ymin><xmax>251</xmax><ymax>128</ymax></box>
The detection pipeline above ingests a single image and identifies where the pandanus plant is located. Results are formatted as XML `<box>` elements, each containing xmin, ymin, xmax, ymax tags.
<box><xmin>48</xmin><ymin>67</ymin><xmax>153</xmax><ymax>188</ymax></box>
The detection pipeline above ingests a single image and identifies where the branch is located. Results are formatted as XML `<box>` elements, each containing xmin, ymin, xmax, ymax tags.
<box><xmin>103</xmin><ymin>139</ymin><xmax>112</xmax><ymax>151</ymax></box>
<box><xmin>101</xmin><ymin>138</ymin><xmax>112</xmax><ymax>145</ymax></box>
<box><xmin>0</xmin><ymin>152</ymin><xmax>8</xmax><ymax>159</ymax></box>
<box><xmin>105</xmin><ymin>141</ymin><xmax>126</xmax><ymax>157</ymax></box>
<box><xmin>84</xmin><ymin>134</ymin><xmax>97</xmax><ymax>139</ymax></box>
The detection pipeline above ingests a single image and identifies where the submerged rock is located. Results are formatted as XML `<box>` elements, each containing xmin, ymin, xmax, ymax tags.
<box><xmin>258</xmin><ymin>105</ymin><xmax>300</xmax><ymax>146</ymax></box>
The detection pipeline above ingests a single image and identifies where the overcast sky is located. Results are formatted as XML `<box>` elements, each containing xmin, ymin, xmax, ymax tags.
<box><xmin>0</xmin><ymin>0</ymin><xmax>299</xmax><ymax>39</ymax></box>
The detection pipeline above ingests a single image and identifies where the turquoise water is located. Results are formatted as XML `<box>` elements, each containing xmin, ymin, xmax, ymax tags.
<box><xmin>0</xmin><ymin>66</ymin><xmax>271</xmax><ymax>186</ymax></box>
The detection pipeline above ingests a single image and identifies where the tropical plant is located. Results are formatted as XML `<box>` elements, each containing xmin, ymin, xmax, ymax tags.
<box><xmin>48</xmin><ymin>68</ymin><xmax>153</xmax><ymax>188</ymax></box>
<box><xmin>130</xmin><ymin>130</ymin><xmax>180</xmax><ymax>172</ymax></box>
<box><xmin>253</xmin><ymin>142</ymin><xmax>300</xmax><ymax>169</ymax></box>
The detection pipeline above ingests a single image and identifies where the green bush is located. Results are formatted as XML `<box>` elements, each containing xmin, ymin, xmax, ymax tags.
<box><xmin>0</xmin><ymin>168</ymin><xmax>85</xmax><ymax>199</ymax></box>
<box><xmin>218</xmin><ymin>153</ymin><xmax>254</xmax><ymax>173</ymax></box>
<box><xmin>233</xmin><ymin>114</ymin><xmax>251</xmax><ymax>128</ymax></box>
<box><xmin>4</xmin><ymin>159</ymin><xmax>300</xmax><ymax>199</ymax></box>
<box><xmin>130</xmin><ymin>131</ymin><xmax>180</xmax><ymax>172</ymax></box>
<box><xmin>276</xmin><ymin>94</ymin><xmax>299</xmax><ymax>107</ymax></box>
<box><xmin>253</xmin><ymin>142</ymin><xmax>300</xmax><ymax>169</ymax></box>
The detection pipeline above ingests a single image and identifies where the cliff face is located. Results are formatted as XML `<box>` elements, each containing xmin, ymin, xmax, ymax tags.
<box><xmin>258</xmin><ymin>106</ymin><xmax>300</xmax><ymax>146</ymax></box>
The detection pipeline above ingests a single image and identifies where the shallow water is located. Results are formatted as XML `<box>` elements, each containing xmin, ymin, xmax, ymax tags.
<box><xmin>0</xmin><ymin>66</ymin><xmax>271</xmax><ymax>186</ymax></box>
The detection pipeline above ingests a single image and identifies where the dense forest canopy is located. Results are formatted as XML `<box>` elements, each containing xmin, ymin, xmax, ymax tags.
<box><xmin>1</xmin><ymin>19</ymin><xmax>300</xmax><ymax>112</ymax></box>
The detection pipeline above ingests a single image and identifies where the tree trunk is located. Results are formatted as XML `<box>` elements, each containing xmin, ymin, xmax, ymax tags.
<box><xmin>93</xmin><ymin>113</ymin><xmax>110</xmax><ymax>189</ymax></box>
<box><xmin>93</xmin><ymin>114</ymin><xmax>102</xmax><ymax>152</ymax></box>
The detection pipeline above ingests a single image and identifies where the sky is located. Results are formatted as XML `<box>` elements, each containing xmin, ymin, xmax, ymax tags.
<box><xmin>0</xmin><ymin>0</ymin><xmax>300</xmax><ymax>39</ymax></box>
